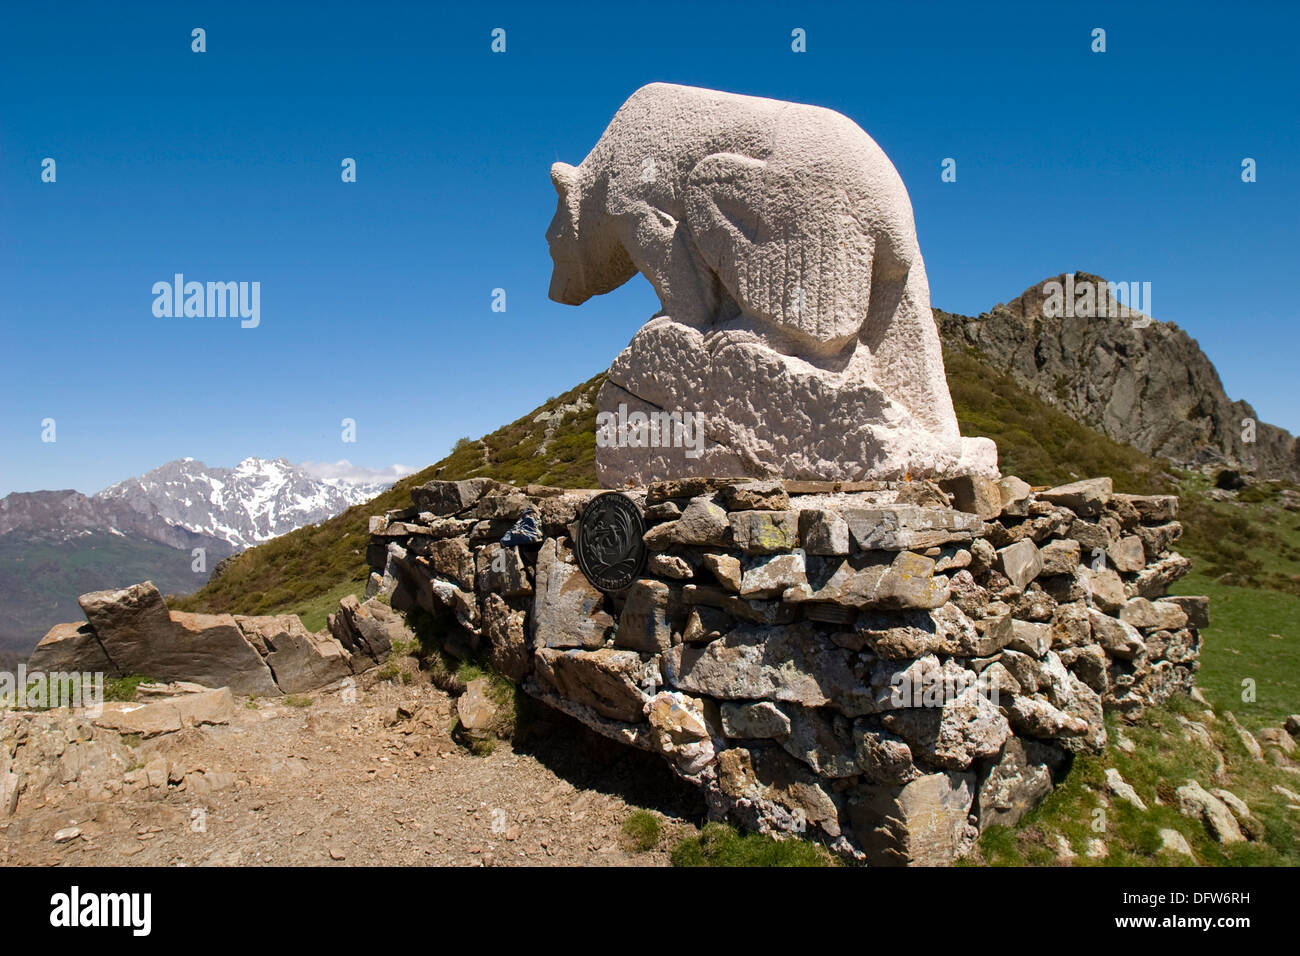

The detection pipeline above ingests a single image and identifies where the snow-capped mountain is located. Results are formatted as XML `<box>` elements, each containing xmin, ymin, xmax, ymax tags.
<box><xmin>0</xmin><ymin>457</ymin><xmax>395</xmax><ymax>551</ymax></box>
<box><xmin>0</xmin><ymin>457</ymin><xmax>399</xmax><ymax>656</ymax></box>
<box><xmin>93</xmin><ymin>457</ymin><xmax>391</xmax><ymax>549</ymax></box>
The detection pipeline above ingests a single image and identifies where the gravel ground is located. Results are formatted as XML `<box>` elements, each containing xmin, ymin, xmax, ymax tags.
<box><xmin>1</xmin><ymin>676</ymin><xmax>707</xmax><ymax>867</ymax></box>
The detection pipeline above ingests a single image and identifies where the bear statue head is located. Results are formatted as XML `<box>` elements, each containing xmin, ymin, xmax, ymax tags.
<box><xmin>546</xmin><ymin>161</ymin><xmax>636</xmax><ymax>305</ymax></box>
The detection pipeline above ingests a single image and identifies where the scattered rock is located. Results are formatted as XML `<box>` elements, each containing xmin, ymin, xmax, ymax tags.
<box><xmin>1271</xmin><ymin>784</ymin><xmax>1300</xmax><ymax>804</ymax></box>
<box><xmin>1210</xmin><ymin>788</ymin><xmax>1262</xmax><ymax>840</ymax></box>
<box><xmin>1258</xmin><ymin>727</ymin><xmax>1295</xmax><ymax>756</ymax></box>
<box><xmin>1158</xmin><ymin>828</ymin><xmax>1195</xmax><ymax>859</ymax></box>
<box><xmin>1224</xmin><ymin>712</ymin><xmax>1264</xmax><ymax>762</ymax></box>
<box><xmin>1176</xmin><ymin>779</ymin><xmax>1244</xmax><ymax>844</ymax></box>
<box><xmin>1104</xmin><ymin>768</ymin><xmax>1147</xmax><ymax>809</ymax></box>
<box><xmin>457</xmin><ymin>678</ymin><xmax>500</xmax><ymax>739</ymax></box>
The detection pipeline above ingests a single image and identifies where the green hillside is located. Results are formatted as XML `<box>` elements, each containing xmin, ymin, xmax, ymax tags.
<box><xmin>175</xmin><ymin>347</ymin><xmax>1289</xmax><ymax>620</ymax></box>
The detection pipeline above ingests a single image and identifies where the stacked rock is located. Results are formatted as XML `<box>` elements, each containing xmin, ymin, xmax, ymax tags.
<box><xmin>368</xmin><ymin>472</ymin><xmax>1205</xmax><ymax>864</ymax></box>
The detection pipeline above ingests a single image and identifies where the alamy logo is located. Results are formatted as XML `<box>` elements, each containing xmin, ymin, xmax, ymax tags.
<box><xmin>596</xmin><ymin>403</ymin><xmax>706</xmax><ymax>458</ymax></box>
<box><xmin>49</xmin><ymin>886</ymin><xmax>152</xmax><ymax>936</ymax></box>
<box><xmin>0</xmin><ymin>667</ymin><xmax>103</xmax><ymax>717</ymax></box>
<box><xmin>152</xmin><ymin>274</ymin><xmax>260</xmax><ymax>328</ymax></box>
<box><xmin>1041</xmin><ymin>275</ymin><xmax>1152</xmax><ymax>329</ymax></box>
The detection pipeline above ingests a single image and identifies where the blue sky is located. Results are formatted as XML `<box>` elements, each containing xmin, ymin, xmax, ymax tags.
<box><xmin>1</xmin><ymin>0</ymin><xmax>1296</xmax><ymax>496</ymax></box>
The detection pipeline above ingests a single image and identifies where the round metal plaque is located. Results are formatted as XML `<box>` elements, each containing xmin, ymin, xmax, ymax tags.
<box><xmin>576</xmin><ymin>492</ymin><xmax>646</xmax><ymax>592</ymax></box>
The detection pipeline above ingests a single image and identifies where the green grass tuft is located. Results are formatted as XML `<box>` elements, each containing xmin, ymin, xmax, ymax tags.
<box><xmin>104</xmin><ymin>674</ymin><xmax>153</xmax><ymax>702</ymax></box>
<box><xmin>670</xmin><ymin>822</ymin><xmax>836</xmax><ymax>867</ymax></box>
<box><xmin>622</xmin><ymin>811</ymin><xmax>663</xmax><ymax>852</ymax></box>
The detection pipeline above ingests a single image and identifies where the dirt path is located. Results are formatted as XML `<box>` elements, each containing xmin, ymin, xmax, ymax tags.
<box><xmin>1</xmin><ymin>677</ymin><xmax>706</xmax><ymax>866</ymax></box>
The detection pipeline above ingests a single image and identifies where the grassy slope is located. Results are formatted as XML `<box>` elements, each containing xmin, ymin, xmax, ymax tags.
<box><xmin>175</xmin><ymin>347</ymin><xmax>1299</xmax><ymax>622</ymax></box>
<box><xmin>968</xmin><ymin>693</ymin><xmax>1300</xmax><ymax>867</ymax></box>
<box><xmin>175</xmin><ymin>346</ymin><xmax>1299</xmax><ymax>660</ymax></box>
<box><xmin>176</xmin><ymin>350</ymin><xmax>1183</xmax><ymax>618</ymax></box>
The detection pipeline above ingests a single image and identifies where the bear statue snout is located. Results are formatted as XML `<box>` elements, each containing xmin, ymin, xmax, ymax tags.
<box><xmin>548</xmin><ymin>262</ymin><xmax>589</xmax><ymax>305</ymax></box>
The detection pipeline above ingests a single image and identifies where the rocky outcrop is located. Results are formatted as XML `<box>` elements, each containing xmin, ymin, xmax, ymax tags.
<box><xmin>936</xmin><ymin>272</ymin><xmax>1299</xmax><ymax>480</ymax></box>
<box><xmin>1</xmin><ymin>682</ymin><xmax>239</xmax><ymax>817</ymax></box>
<box><xmin>369</xmin><ymin>474</ymin><xmax>1205</xmax><ymax>864</ymax></box>
<box><xmin>26</xmin><ymin>581</ymin><xmax>387</xmax><ymax>696</ymax></box>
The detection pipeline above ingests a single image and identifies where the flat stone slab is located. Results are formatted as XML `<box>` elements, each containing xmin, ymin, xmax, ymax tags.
<box><xmin>665</xmin><ymin>622</ymin><xmax>873</xmax><ymax>716</ymax></box>
<box><xmin>841</xmin><ymin>506</ymin><xmax>985</xmax><ymax>551</ymax></box>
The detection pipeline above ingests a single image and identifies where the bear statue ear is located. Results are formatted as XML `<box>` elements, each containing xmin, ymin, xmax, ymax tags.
<box><xmin>550</xmin><ymin>162</ymin><xmax>577</xmax><ymax>196</ymax></box>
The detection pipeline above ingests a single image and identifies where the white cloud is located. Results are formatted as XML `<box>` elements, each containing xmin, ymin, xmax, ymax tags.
<box><xmin>297</xmin><ymin>459</ymin><xmax>416</xmax><ymax>485</ymax></box>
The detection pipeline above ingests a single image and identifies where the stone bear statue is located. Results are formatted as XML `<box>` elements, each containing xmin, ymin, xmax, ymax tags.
<box><xmin>546</xmin><ymin>82</ymin><xmax>997</xmax><ymax>485</ymax></box>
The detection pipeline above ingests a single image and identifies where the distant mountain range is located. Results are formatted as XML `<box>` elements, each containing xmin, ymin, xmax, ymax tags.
<box><xmin>0</xmin><ymin>457</ymin><xmax>392</xmax><ymax>655</ymax></box>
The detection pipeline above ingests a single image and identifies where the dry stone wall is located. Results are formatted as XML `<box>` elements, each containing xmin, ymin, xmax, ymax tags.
<box><xmin>369</xmin><ymin>472</ymin><xmax>1206</xmax><ymax>864</ymax></box>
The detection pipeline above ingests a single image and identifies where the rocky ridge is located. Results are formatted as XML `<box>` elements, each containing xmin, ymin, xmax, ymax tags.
<box><xmin>937</xmin><ymin>271</ymin><xmax>1299</xmax><ymax>480</ymax></box>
